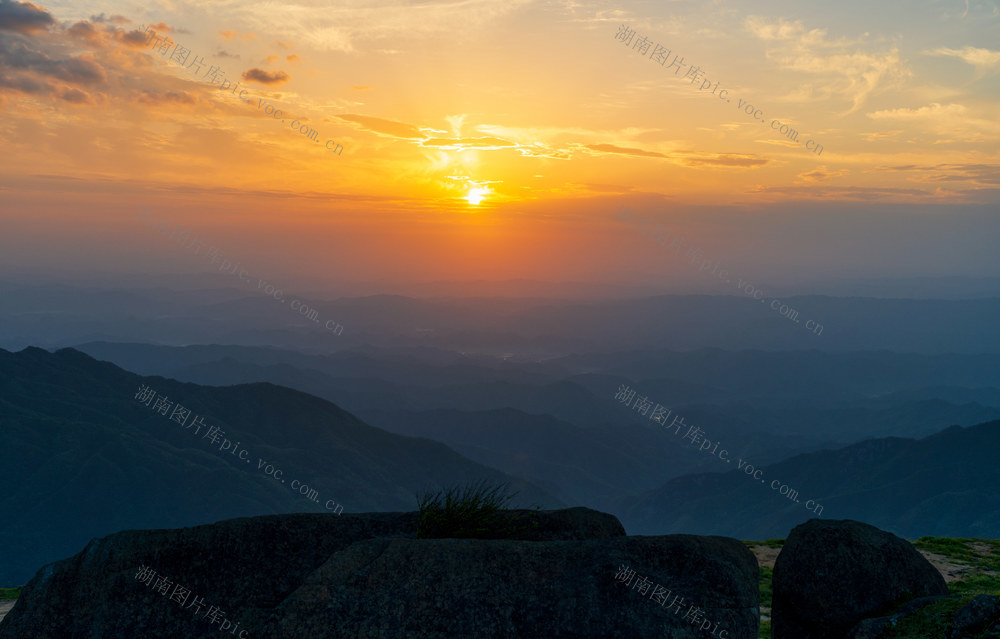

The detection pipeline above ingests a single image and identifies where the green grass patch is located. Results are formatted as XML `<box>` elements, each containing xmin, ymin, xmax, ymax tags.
<box><xmin>416</xmin><ymin>481</ymin><xmax>538</xmax><ymax>539</ymax></box>
<box><xmin>880</xmin><ymin>596</ymin><xmax>969</xmax><ymax>639</ymax></box>
<box><xmin>758</xmin><ymin>565</ymin><xmax>774</xmax><ymax>639</ymax></box>
<box><xmin>949</xmin><ymin>572</ymin><xmax>1000</xmax><ymax>596</ymax></box>
<box><xmin>912</xmin><ymin>537</ymin><xmax>1000</xmax><ymax>571</ymax></box>
<box><xmin>912</xmin><ymin>536</ymin><xmax>1000</xmax><ymax>597</ymax></box>
<box><xmin>759</xmin><ymin>565</ymin><xmax>774</xmax><ymax>610</ymax></box>
<box><xmin>0</xmin><ymin>587</ymin><xmax>21</xmax><ymax>599</ymax></box>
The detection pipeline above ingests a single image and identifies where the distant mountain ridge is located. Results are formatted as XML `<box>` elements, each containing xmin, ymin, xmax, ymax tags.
<box><xmin>0</xmin><ymin>347</ymin><xmax>560</xmax><ymax>585</ymax></box>
<box><xmin>624</xmin><ymin>419</ymin><xmax>1000</xmax><ymax>540</ymax></box>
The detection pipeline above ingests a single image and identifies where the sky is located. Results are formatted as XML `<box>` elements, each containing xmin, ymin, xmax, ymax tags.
<box><xmin>0</xmin><ymin>0</ymin><xmax>998</xmax><ymax>295</ymax></box>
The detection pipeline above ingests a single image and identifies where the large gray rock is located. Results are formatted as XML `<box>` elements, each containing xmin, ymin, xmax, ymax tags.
<box><xmin>0</xmin><ymin>511</ymin><xmax>421</xmax><ymax>639</ymax></box>
<box><xmin>773</xmin><ymin>519</ymin><xmax>948</xmax><ymax>639</ymax></box>
<box><xmin>261</xmin><ymin>534</ymin><xmax>759</xmax><ymax>638</ymax></box>
<box><xmin>0</xmin><ymin>509</ymin><xmax>758</xmax><ymax>638</ymax></box>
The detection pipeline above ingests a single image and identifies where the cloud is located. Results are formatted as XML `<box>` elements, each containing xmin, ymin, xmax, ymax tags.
<box><xmin>337</xmin><ymin>114</ymin><xmax>423</xmax><ymax>138</ymax></box>
<box><xmin>744</xmin><ymin>16</ymin><xmax>836</xmax><ymax>46</ymax></box>
<box><xmin>0</xmin><ymin>36</ymin><xmax>107</xmax><ymax>86</ymax></box>
<box><xmin>867</xmin><ymin>102</ymin><xmax>967</xmax><ymax>121</ymax></box>
<box><xmin>924</xmin><ymin>46</ymin><xmax>1000</xmax><ymax>73</ymax></box>
<box><xmin>119</xmin><ymin>27</ymin><xmax>156</xmax><ymax>48</ymax></box>
<box><xmin>286</xmin><ymin>54</ymin><xmax>298</xmax><ymax>63</ymax></box>
<box><xmin>0</xmin><ymin>0</ymin><xmax>54</xmax><ymax>35</ymax></box>
<box><xmin>66</xmin><ymin>20</ymin><xmax>102</xmax><ymax>45</ymax></box>
<box><xmin>744</xmin><ymin>15</ymin><xmax>910</xmax><ymax>113</ymax></box>
<box><xmin>749</xmin><ymin>184</ymin><xmax>933</xmax><ymax>200</ymax></box>
<box><xmin>215</xmin><ymin>49</ymin><xmax>239</xmax><ymax>59</ymax></box>
<box><xmin>208</xmin><ymin>0</ymin><xmax>534</xmax><ymax>53</ymax></box>
<box><xmin>584</xmin><ymin>144</ymin><xmax>768</xmax><ymax>167</ymax></box>
<box><xmin>875</xmin><ymin>163</ymin><xmax>1000</xmax><ymax>186</ymax></box>
<box><xmin>0</xmin><ymin>15</ymin><xmax>221</xmax><ymax>110</ymax></box>
<box><xmin>422</xmin><ymin>136</ymin><xmax>516</xmax><ymax>150</ymax></box>
<box><xmin>89</xmin><ymin>13</ymin><xmax>129</xmax><ymax>26</ymax></box>
<box><xmin>241</xmin><ymin>67</ymin><xmax>289</xmax><ymax>84</ymax></box>
<box><xmin>796</xmin><ymin>165</ymin><xmax>848</xmax><ymax>183</ymax></box>
<box><xmin>680</xmin><ymin>153</ymin><xmax>769</xmax><ymax>167</ymax></box>
<box><xmin>0</xmin><ymin>69</ymin><xmax>46</xmax><ymax>93</ymax></box>
<box><xmin>136</xmin><ymin>89</ymin><xmax>199</xmax><ymax>105</ymax></box>
<box><xmin>585</xmin><ymin>143</ymin><xmax>668</xmax><ymax>158</ymax></box>
<box><xmin>58</xmin><ymin>86</ymin><xmax>90</xmax><ymax>103</ymax></box>
<box><xmin>865</xmin><ymin>101</ymin><xmax>1000</xmax><ymax>140</ymax></box>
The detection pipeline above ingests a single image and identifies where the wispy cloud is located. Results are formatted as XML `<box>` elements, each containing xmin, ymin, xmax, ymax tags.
<box><xmin>925</xmin><ymin>46</ymin><xmax>1000</xmax><ymax>74</ymax></box>
<box><xmin>744</xmin><ymin>15</ymin><xmax>910</xmax><ymax>113</ymax></box>
<box><xmin>183</xmin><ymin>0</ymin><xmax>535</xmax><ymax>53</ymax></box>
<box><xmin>867</xmin><ymin>102</ymin><xmax>1000</xmax><ymax>141</ymax></box>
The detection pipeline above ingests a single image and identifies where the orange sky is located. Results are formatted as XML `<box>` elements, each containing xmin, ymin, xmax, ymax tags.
<box><xmin>1</xmin><ymin>0</ymin><xmax>998</xmax><ymax>293</ymax></box>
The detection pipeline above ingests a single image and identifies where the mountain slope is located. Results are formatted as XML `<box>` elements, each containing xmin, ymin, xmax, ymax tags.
<box><xmin>624</xmin><ymin>420</ymin><xmax>1000</xmax><ymax>539</ymax></box>
<box><xmin>0</xmin><ymin>347</ymin><xmax>560</xmax><ymax>585</ymax></box>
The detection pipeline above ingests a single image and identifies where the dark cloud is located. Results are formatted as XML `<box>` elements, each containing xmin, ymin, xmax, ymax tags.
<box><xmin>0</xmin><ymin>0</ymin><xmax>54</xmax><ymax>35</ymax></box>
<box><xmin>0</xmin><ymin>70</ymin><xmax>46</xmax><ymax>93</ymax></box>
<box><xmin>119</xmin><ymin>28</ymin><xmax>153</xmax><ymax>48</ymax></box>
<box><xmin>241</xmin><ymin>67</ymin><xmax>289</xmax><ymax>84</ymax></box>
<box><xmin>58</xmin><ymin>86</ymin><xmax>90</xmax><ymax>103</ymax></box>
<box><xmin>215</xmin><ymin>49</ymin><xmax>239</xmax><ymax>59</ymax></box>
<box><xmin>66</xmin><ymin>20</ymin><xmax>101</xmax><ymax>45</ymax></box>
<box><xmin>137</xmin><ymin>89</ymin><xmax>197</xmax><ymax>105</ymax></box>
<box><xmin>40</xmin><ymin>54</ymin><xmax>106</xmax><ymax>85</ymax></box>
<box><xmin>0</xmin><ymin>34</ymin><xmax>107</xmax><ymax>85</ymax></box>
<box><xmin>89</xmin><ymin>13</ymin><xmax>129</xmax><ymax>25</ymax></box>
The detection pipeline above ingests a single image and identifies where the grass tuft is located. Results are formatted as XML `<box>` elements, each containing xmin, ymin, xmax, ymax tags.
<box><xmin>416</xmin><ymin>480</ymin><xmax>537</xmax><ymax>539</ymax></box>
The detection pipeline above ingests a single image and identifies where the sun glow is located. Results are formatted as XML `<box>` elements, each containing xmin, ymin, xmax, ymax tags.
<box><xmin>465</xmin><ymin>186</ymin><xmax>490</xmax><ymax>206</ymax></box>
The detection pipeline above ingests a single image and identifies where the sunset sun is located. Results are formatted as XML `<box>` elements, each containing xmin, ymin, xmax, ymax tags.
<box><xmin>464</xmin><ymin>186</ymin><xmax>490</xmax><ymax>206</ymax></box>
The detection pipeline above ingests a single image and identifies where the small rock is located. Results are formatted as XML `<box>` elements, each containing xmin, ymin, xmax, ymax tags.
<box><xmin>951</xmin><ymin>594</ymin><xmax>1000</xmax><ymax>638</ymax></box>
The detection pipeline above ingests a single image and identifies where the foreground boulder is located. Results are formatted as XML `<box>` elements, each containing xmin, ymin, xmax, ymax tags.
<box><xmin>950</xmin><ymin>594</ymin><xmax>1000</xmax><ymax>638</ymax></box>
<box><xmin>773</xmin><ymin>519</ymin><xmax>949</xmax><ymax>639</ymax></box>
<box><xmin>262</xmin><ymin>534</ymin><xmax>758</xmax><ymax>637</ymax></box>
<box><xmin>0</xmin><ymin>508</ymin><xmax>758</xmax><ymax>638</ymax></box>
